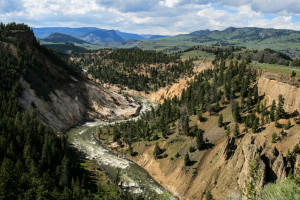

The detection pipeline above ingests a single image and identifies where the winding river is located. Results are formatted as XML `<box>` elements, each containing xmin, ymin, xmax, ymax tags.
<box><xmin>67</xmin><ymin>95</ymin><xmax>177</xmax><ymax>200</ymax></box>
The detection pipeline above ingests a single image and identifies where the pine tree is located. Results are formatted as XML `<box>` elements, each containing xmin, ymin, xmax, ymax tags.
<box><xmin>184</xmin><ymin>153</ymin><xmax>191</xmax><ymax>166</ymax></box>
<box><xmin>225</xmin><ymin>127</ymin><xmax>230</xmax><ymax>138</ymax></box>
<box><xmin>259</xmin><ymin>54</ymin><xmax>264</xmax><ymax>63</ymax></box>
<box><xmin>184</xmin><ymin>115</ymin><xmax>189</xmax><ymax>135</ymax></box>
<box><xmin>253</xmin><ymin>85</ymin><xmax>259</xmax><ymax>103</ymax></box>
<box><xmin>247</xmin><ymin>90</ymin><xmax>252</xmax><ymax>108</ymax></box>
<box><xmin>256</xmin><ymin>99</ymin><xmax>261</xmax><ymax>113</ymax></box>
<box><xmin>218</xmin><ymin>114</ymin><xmax>223</xmax><ymax>127</ymax></box>
<box><xmin>234</xmin><ymin>123</ymin><xmax>239</xmax><ymax>138</ymax></box>
<box><xmin>198</xmin><ymin>111</ymin><xmax>204</xmax><ymax>122</ymax></box>
<box><xmin>196</xmin><ymin>132</ymin><xmax>205</xmax><ymax>150</ymax></box>
<box><xmin>275</xmin><ymin>114</ymin><xmax>279</xmax><ymax>127</ymax></box>
<box><xmin>232</xmin><ymin>101</ymin><xmax>241</xmax><ymax>122</ymax></box>
<box><xmin>153</xmin><ymin>143</ymin><xmax>162</xmax><ymax>158</ymax></box>
<box><xmin>276</xmin><ymin>94</ymin><xmax>285</xmax><ymax>119</ymax></box>
<box><xmin>270</xmin><ymin>100</ymin><xmax>276</xmax><ymax>121</ymax></box>
<box><xmin>128</xmin><ymin>144</ymin><xmax>134</xmax><ymax>156</ymax></box>
<box><xmin>252</xmin><ymin>117</ymin><xmax>259</xmax><ymax>133</ymax></box>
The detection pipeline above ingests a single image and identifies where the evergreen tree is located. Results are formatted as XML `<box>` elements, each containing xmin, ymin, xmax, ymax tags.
<box><xmin>259</xmin><ymin>54</ymin><xmax>264</xmax><ymax>63</ymax></box>
<box><xmin>232</xmin><ymin>101</ymin><xmax>241</xmax><ymax>122</ymax></box>
<box><xmin>196</xmin><ymin>132</ymin><xmax>205</xmax><ymax>150</ymax></box>
<box><xmin>218</xmin><ymin>113</ymin><xmax>223</xmax><ymax>127</ymax></box>
<box><xmin>253</xmin><ymin>85</ymin><xmax>259</xmax><ymax>103</ymax></box>
<box><xmin>226</xmin><ymin>127</ymin><xmax>231</xmax><ymax>138</ymax></box>
<box><xmin>198</xmin><ymin>111</ymin><xmax>204</xmax><ymax>122</ymax></box>
<box><xmin>275</xmin><ymin>114</ymin><xmax>279</xmax><ymax>127</ymax></box>
<box><xmin>184</xmin><ymin>153</ymin><xmax>191</xmax><ymax>166</ymax></box>
<box><xmin>183</xmin><ymin>115</ymin><xmax>190</xmax><ymax>135</ymax></box>
<box><xmin>276</xmin><ymin>94</ymin><xmax>285</xmax><ymax>119</ymax></box>
<box><xmin>234</xmin><ymin>123</ymin><xmax>239</xmax><ymax>138</ymax></box>
<box><xmin>128</xmin><ymin>144</ymin><xmax>134</xmax><ymax>156</ymax></box>
<box><xmin>252</xmin><ymin>117</ymin><xmax>259</xmax><ymax>133</ymax></box>
<box><xmin>153</xmin><ymin>143</ymin><xmax>162</xmax><ymax>158</ymax></box>
<box><xmin>247</xmin><ymin>90</ymin><xmax>252</xmax><ymax>108</ymax></box>
<box><xmin>270</xmin><ymin>100</ymin><xmax>276</xmax><ymax>121</ymax></box>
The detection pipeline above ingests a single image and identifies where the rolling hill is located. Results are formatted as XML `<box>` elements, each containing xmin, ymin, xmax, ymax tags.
<box><xmin>43</xmin><ymin>32</ymin><xmax>88</xmax><ymax>44</ymax></box>
<box><xmin>104</xmin><ymin>27</ymin><xmax>300</xmax><ymax>58</ymax></box>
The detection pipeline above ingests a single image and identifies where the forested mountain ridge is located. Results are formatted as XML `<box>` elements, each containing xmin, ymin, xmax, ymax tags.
<box><xmin>0</xmin><ymin>22</ymin><xmax>132</xmax><ymax>199</ymax></box>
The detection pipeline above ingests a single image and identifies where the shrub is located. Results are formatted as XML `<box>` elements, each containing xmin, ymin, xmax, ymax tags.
<box><xmin>261</xmin><ymin>179</ymin><xmax>300</xmax><ymax>200</ymax></box>
<box><xmin>189</xmin><ymin>146</ymin><xmax>196</xmax><ymax>152</ymax></box>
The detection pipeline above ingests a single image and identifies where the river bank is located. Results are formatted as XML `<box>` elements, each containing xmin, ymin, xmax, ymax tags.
<box><xmin>66</xmin><ymin>94</ymin><xmax>178</xmax><ymax>200</ymax></box>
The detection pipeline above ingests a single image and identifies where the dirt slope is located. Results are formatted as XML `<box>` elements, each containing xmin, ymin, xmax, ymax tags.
<box><xmin>258</xmin><ymin>72</ymin><xmax>300</xmax><ymax>113</ymax></box>
<box><xmin>18</xmin><ymin>78</ymin><xmax>140</xmax><ymax>131</ymax></box>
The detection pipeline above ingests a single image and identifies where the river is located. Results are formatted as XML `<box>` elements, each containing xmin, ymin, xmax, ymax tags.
<box><xmin>67</xmin><ymin>95</ymin><xmax>178</xmax><ymax>200</ymax></box>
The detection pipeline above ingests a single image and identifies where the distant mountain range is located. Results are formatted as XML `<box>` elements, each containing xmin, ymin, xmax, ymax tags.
<box><xmin>185</xmin><ymin>27</ymin><xmax>300</xmax><ymax>42</ymax></box>
<box><xmin>37</xmin><ymin>26</ymin><xmax>300</xmax><ymax>58</ymax></box>
<box><xmin>33</xmin><ymin>27</ymin><xmax>168</xmax><ymax>43</ymax></box>
<box><xmin>132</xmin><ymin>27</ymin><xmax>300</xmax><ymax>58</ymax></box>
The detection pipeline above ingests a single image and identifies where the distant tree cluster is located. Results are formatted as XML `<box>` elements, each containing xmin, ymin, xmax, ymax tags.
<box><xmin>0</xmin><ymin>22</ymin><xmax>31</xmax><ymax>31</ymax></box>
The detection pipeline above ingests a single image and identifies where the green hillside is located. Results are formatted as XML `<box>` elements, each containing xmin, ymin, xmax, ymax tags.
<box><xmin>97</xmin><ymin>27</ymin><xmax>300</xmax><ymax>58</ymax></box>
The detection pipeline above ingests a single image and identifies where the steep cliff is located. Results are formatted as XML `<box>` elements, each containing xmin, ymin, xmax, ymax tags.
<box><xmin>18</xmin><ymin>78</ymin><xmax>140</xmax><ymax>131</ymax></box>
<box><xmin>1</xmin><ymin>30</ymin><xmax>140</xmax><ymax>131</ymax></box>
<box><xmin>258</xmin><ymin>72</ymin><xmax>300</xmax><ymax>113</ymax></box>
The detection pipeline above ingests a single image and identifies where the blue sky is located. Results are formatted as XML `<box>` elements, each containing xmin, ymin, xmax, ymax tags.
<box><xmin>0</xmin><ymin>0</ymin><xmax>300</xmax><ymax>35</ymax></box>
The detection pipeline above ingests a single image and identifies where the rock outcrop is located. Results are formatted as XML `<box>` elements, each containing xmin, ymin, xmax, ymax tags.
<box><xmin>258</xmin><ymin>73</ymin><xmax>300</xmax><ymax>113</ymax></box>
<box><xmin>18</xmin><ymin>78</ymin><xmax>140</xmax><ymax>131</ymax></box>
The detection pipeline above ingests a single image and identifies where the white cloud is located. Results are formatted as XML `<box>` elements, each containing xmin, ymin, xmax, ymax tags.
<box><xmin>0</xmin><ymin>0</ymin><xmax>300</xmax><ymax>35</ymax></box>
<box><xmin>248</xmin><ymin>15</ymin><xmax>300</xmax><ymax>30</ymax></box>
<box><xmin>0</xmin><ymin>0</ymin><xmax>24</xmax><ymax>13</ymax></box>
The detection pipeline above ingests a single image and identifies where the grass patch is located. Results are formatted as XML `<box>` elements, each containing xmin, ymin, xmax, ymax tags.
<box><xmin>180</xmin><ymin>50</ymin><xmax>215</xmax><ymax>60</ymax></box>
<box><xmin>251</xmin><ymin>61</ymin><xmax>300</xmax><ymax>77</ymax></box>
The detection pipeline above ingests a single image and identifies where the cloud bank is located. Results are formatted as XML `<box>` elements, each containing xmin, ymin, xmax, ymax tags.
<box><xmin>0</xmin><ymin>0</ymin><xmax>299</xmax><ymax>35</ymax></box>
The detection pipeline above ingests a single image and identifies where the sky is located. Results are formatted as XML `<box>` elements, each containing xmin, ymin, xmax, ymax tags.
<box><xmin>1</xmin><ymin>0</ymin><xmax>300</xmax><ymax>35</ymax></box>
